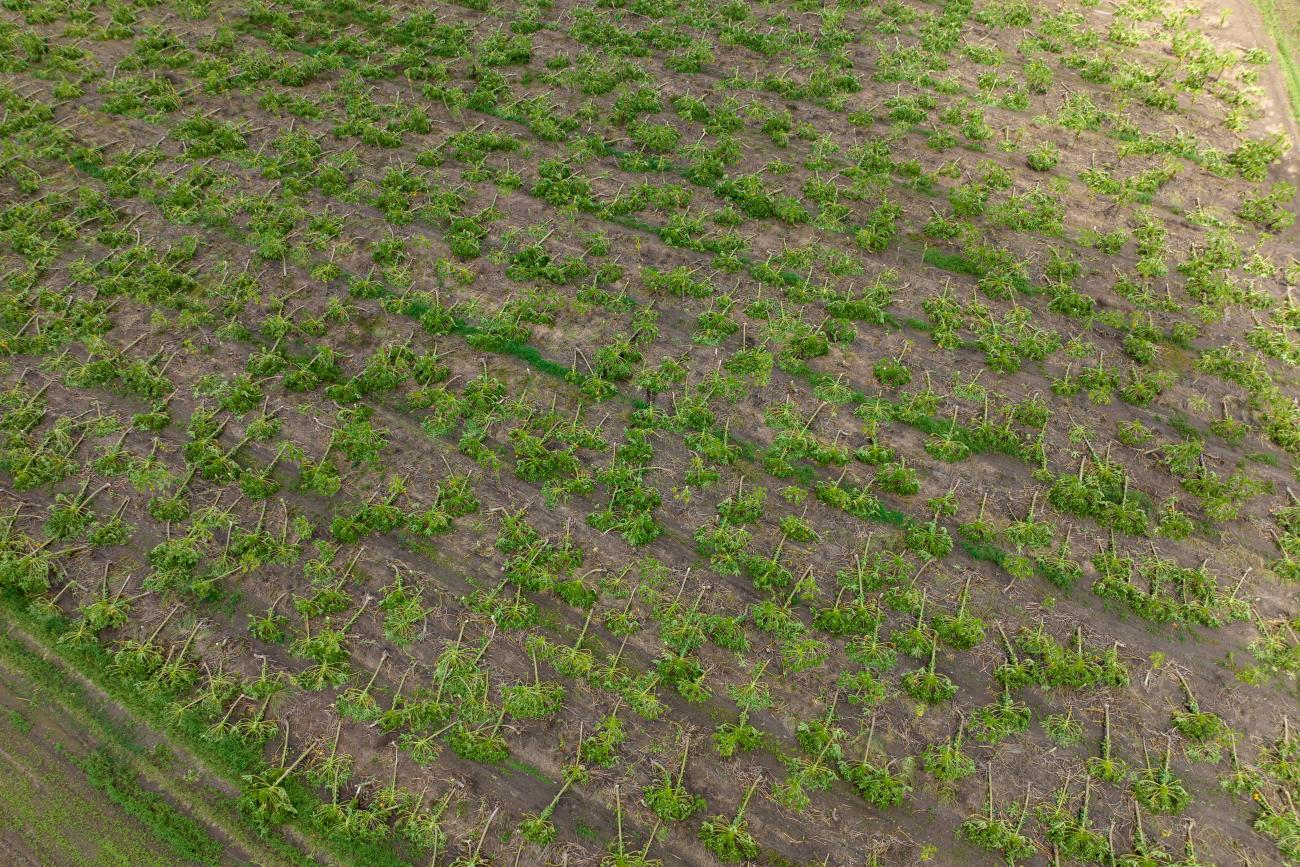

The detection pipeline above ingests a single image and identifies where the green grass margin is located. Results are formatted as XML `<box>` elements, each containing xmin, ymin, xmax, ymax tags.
<box><xmin>1250</xmin><ymin>0</ymin><xmax>1300</xmax><ymax>124</ymax></box>
<box><xmin>0</xmin><ymin>595</ymin><xmax>413</xmax><ymax>867</ymax></box>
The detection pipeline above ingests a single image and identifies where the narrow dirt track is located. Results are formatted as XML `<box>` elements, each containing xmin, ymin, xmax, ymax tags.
<box><xmin>1218</xmin><ymin>0</ymin><xmax>1300</xmax><ymax>187</ymax></box>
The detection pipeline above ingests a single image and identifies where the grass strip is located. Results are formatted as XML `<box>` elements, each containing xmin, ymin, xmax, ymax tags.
<box><xmin>0</xmin><ymin>596</ymin><xmax>410</xmax><ymax>867</ymax></box>
<box><xmin>69</xmin><ymin>746</ymin><xmax>224</xmax><ymax>865</ymax></box>
<box><xmin>1250</xmin><ymin>0</ymin><xmax>1300</xmax><ymax>123</ymax></box>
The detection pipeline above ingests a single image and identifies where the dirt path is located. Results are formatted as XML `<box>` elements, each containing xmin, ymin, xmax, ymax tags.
<box><xmin>1216</xmin><ymin>0</ymin><xmax>1300</xmax><ymax>179</ymax></box>
<box><xmin>0</xmin><ymin>615</ymin><xmax>323</xmax><ymax>867</ymax></box>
